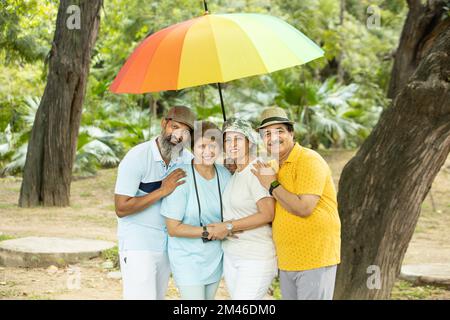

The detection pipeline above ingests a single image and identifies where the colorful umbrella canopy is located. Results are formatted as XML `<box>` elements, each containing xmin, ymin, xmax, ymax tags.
<box><xmin>110</xmin><ymin>12</ymin><xmax>324</xmax><ymax>119</ymax></box>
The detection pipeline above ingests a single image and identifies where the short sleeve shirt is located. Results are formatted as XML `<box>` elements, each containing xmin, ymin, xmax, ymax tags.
<box><xmin>222</xmin><ymin>159</ymin><xmax>276</xmax><ymax>260</ymax></box>
<box><xmin>114</xmin><ymin>137</ymin><xmax>193</xmax><ymax>252</ymax></box>
<box><xmin>272</xmin><ymin>143</ymin><xmax>341</xmax><ymax>271</ymax></box>
<box><xmin>160</xmin><ymin>163</ymin><xmax>231</xmax><ymax>286</ymax></box>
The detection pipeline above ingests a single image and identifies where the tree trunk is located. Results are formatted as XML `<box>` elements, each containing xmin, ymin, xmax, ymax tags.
<box><xmin>387</xmin><ymin>0</ymin><xmax>448</xmax><ymax>99</ymax></box>
<box><xmin>19</xmin><ymin>0</ymin><xmax>103</xmax><ymax>207</ymax></box>
<box><xmin>334</xmin><ymin>22</ymin><xmax>450</xmax><ymax>299</ymax></box>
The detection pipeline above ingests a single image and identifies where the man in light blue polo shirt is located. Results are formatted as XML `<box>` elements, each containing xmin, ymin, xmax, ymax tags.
<box><xmin>114</xmin><ymin>106</ymin><xmax>195</xmax><ymax>300</ymax></box>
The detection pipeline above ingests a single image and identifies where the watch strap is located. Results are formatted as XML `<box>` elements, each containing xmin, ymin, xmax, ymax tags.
<box><xmin>269</xmin><ymin>180</ymin><xmax>281</xmax><ymax>196</ymax></box>
<box><xmin>226</xmin><ymin>222</ymin><xmax>233</xmax><ymax>236</ymax></box>
<box><xmin>201</xmin><ymin>226</ymin><xmax>209</xmax><ymax>238</ymax></box>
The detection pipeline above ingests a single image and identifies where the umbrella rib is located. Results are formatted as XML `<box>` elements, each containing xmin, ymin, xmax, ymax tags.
<box><xmin>110</xmin><ymin>35</ymin><xmax>154</xmax><ymax>93</ymax></box>
<box><xmin>139</xmin><ymin>27</ymin><xmax>182</xmax><ymax>93</ymax></box>
<box><xmin>174</xmin><ymin>18</ymin><xmax>202</xmax><ymax>90</ymax></box>
<box><xmin>223</xmin><ymin>17</ymin><xmax>270</xmax><ymax>76</ymax></box>
<box><xmin>207</xmin><ymin>15</ymin><xmax>225</xmax><ymax>83</ymax></box>
<box><xmin>114</xmin><ymin>20</ymin><xmax>193</xmax><ymax>93</ymax></box>
<box><xmin>244</xmin><ymin>15</ymin><xmax>305</xmax><ymax>70</ymax></box>
<box><xmin>140</xmin><ymin>17</ymin><xmax>202</xmax><ymax>92</ymax></box>
<box><xmin>260</xmin><ymin>14</ymin><xmax>324</xmax><ymax>65</ymax></box>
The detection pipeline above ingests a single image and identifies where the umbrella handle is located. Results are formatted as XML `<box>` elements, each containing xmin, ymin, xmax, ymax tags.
<box><xmin>202</xmin><ymin>1</ymin><xmax>225</xmax><ymax>121</ymax></box>
<box><xmin>218</xmin><ymin>83</ymin><xmax>226</xmax><ymax>121</ymax></box>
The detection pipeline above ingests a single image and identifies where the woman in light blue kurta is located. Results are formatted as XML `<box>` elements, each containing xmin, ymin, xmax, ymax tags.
<box><xmin>161</xmin><ymin>121</ymin><xmax>231</xmax><ymax>300</ymax></box>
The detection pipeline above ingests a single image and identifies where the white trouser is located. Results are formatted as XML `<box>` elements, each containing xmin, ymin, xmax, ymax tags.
<box><xmin>223</xmin><ymin>252</ymin><xmax>277</xmax><ymax>300</ymax></box>
<box><xmin>119</xmin><ymin>250</ymin><xmax>171</xmax><ymax>300</ymax></box>
<box><xmin>178</xmin><ymin>281</ymin><xmax>221</xmax><ymax>300</ymax></box>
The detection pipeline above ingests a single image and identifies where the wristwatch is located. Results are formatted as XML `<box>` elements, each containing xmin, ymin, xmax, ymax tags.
<box><xmin>269</xmin><ymin>180</ymin><xmax>281</xmax><ymax>196</ymax></box>
<box><xmin>226</xmin><ymin>221</ymin><xmax>234</xmax><ymax>236</ymax></box>
<box><xmin>201</xmin><ymin>226</ymin><xmax>209</xmax><ymax>239</ymax></box>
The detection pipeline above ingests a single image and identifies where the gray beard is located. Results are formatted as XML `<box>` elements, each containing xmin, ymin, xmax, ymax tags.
<box><xmin>158</xmin><ymin>135</ymin><xmax>183</xmax><ymax>161</ymax></box>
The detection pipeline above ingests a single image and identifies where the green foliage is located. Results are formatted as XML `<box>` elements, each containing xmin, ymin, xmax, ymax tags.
<box><xmin>101</xmin><ymin>245</ymin><xmax>119</xmax><ymax>269</ymax></box>
<box><xmin>270</xmin><ymin>276</ymin><xmax>282</xmax><ymax>300</ymax></box>
<box><xmin>0</xmin><ymin>0</ymin><xmax>56</xmax><ymax>64</ymax></box>
<box><xmin>219</xmin><ymin>73</ymin><xmax>381</xmax><ymax>149</ymax></box>
<box><xmin>0</xmin><ymin>0</ymin><xmax>407</xmax><ymax>175</ymax></box>
<box><xmin>0</xmin><ymin>233</ymin><xmax>15</xmax><ymax>241</ymax></box>
<box><xmin>74</xmin><ymin>100</ymin><xmax>159</xmax><ymax>177</ymax></box>
<box><xmin>0</xmin><ymin>96</ymin><xmax>37</xmax><ymax>175</ymax></box>
<box><xmin>391</xmin><ymin>280</ymin><xmax>449</xmax><ymax>300</ymax></box>
<box><xmin>0</xmin><ymin>96</ymin><xmax>159</xmax><ymax>177</ymax></box>
<box><xmin>0</xmin><ymin>63</ymin><xmax>45</xmax><ymax>132</ymax></box>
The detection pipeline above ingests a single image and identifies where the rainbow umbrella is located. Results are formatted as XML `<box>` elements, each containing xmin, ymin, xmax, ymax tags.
<box><xmin>110</xmin><ymin>3</ymin><xmax>324</xmax><ymax>120</ymax></box>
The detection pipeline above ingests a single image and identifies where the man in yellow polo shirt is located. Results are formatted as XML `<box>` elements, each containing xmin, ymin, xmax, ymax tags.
<box><xmin>251</xmin><ymin>106</ymin><xmax>341</xmax><ymax>300</ymax></box>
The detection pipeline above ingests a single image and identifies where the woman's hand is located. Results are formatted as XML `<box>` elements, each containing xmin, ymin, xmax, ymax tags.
<box><xmin>207</xmin><ymin>222</ymin><xmax>229</xmax><ymax>240</ymax></box>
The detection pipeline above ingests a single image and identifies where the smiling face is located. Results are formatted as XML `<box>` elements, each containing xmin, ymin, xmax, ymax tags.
<box><xmin>260</xmin><ymin>123</ymin><xmax>295</xmax><ymax>159</ymax></box>
<box><xmin>224</xmin><ymin>131</ymin><xmax>250</xmax><ymax>163</ymax></box>
<box><xmin>159</xmin><ymin>119</ymin><xmax>192</xmax><ymax>160</ymax></box>
<box><xmin>193</xmin><ymin>136</ymin><xmax>220</xmax><ymax>166</ymax></box>
<box><xmin>161</xmin><ymin>119</ymin><xmax>191</xmax><ymax>146</ymax></box>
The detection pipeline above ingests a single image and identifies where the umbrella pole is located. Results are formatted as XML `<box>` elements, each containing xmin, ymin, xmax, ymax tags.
<box><xmin>217</xmin><ymin>83</ymin><xmax>226</xmax><ymax>121</ymax></box>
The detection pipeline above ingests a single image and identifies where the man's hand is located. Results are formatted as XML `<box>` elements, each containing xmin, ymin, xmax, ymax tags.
<box><xmin>251</xmin><ymin>160</ymin><xmax>277</xmax><ymax>190</ymax></box>
<box><xmin>160</xmin><ymin>168</ymin><xmax>186</xmax><ymax>196</ymax></box>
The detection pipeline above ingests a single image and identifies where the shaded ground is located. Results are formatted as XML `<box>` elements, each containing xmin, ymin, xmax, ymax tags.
<box><xmin>0</xmin><ymin>150</ymin><xmax>449</xmax><ymax>300</ymax></box>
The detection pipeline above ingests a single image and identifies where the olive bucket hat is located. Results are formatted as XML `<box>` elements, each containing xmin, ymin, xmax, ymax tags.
<box><xmin>222</xmin><ymin>118</ymin><xmax>258</xmax><ymax>144</ymax></box>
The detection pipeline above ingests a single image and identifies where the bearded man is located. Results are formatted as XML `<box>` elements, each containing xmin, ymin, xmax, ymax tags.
<box><xmin>114</xmin><ymin>106</ymin><xmax>196</xmax><ymax>300</ymax></box>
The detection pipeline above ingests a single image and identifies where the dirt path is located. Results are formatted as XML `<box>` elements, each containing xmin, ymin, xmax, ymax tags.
<box><xmin>0</xmin><ymin>259</ymin><xmax>233</xmax><ymax>300</ymax></box>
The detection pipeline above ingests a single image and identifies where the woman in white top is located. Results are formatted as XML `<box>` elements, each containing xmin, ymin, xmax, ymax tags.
<box><xmin>207</xmin><ymin>118</ymin><xmax>277</xmax><ymax>299</ymax></box>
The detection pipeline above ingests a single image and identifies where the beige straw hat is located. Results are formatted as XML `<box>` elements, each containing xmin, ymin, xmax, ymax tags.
<box><xmin>257</xmin><ymin>106</ymin><xmax>294</xmax><ymax>130</ymax></box>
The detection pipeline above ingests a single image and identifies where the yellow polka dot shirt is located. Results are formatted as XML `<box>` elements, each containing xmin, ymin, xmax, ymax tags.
<box><xmin>272</xmin><ymin>143</ymin><xmax>341</xmax><ymax>271</ymax></box>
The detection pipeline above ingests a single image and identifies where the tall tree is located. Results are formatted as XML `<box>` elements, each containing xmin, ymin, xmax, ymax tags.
<box><xmin>334</xmin><ymin>12</ymin><xmax>450</xmax><ymax>299</ymax></box>
<box><xmin>387</xmin><ymin>0</ymin><xmax>449</xmax><ymax>99</ymax></box>
<box><xmin>19</xmin><ymin>0</ymin><xmax>103</xmax><ymax>207</ymax></box>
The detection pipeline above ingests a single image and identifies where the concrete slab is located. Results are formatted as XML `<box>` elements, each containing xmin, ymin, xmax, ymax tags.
<box><xmin>400</xmin><ymin>263</ymin><xmax>450</xmax><ymax>287</ymax></box>
<box><xmin>0</xmin><ymin>237</ymin><xmax>116</xmax><ymax>268</ymax></box>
